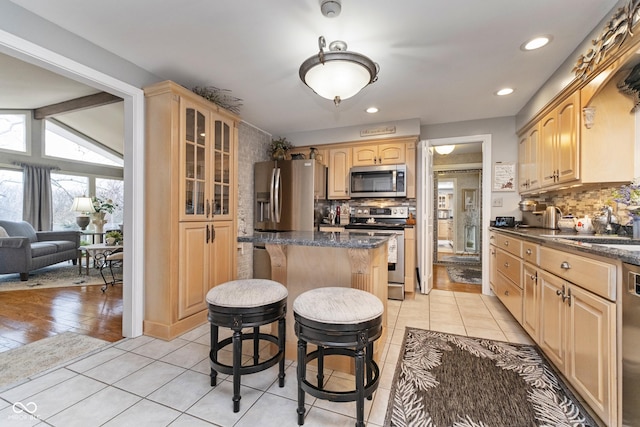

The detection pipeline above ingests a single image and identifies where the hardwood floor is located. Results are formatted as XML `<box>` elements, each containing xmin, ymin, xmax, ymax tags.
<box><xmin>0</xmin><ymin>284</ymin><xmax>123</xmax><ymax>352</ymax></box>
<box><xmin>432</xmin><ymin>263</ymin><xmax>482</xmax><ymax>293</ymax></box>
<box><xmin>0</xmin><ymin>264</ymin><xmax>475</xmax><ymax>352</ymax></box>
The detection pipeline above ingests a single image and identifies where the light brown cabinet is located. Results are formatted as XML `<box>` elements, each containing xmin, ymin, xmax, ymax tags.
<box><xmin>328</xmin><ymin>147</ymin><xmax>351</xmax><ymax>199</ymax></box>
<box><xmin>404</xmin><ymin>226</ymin><xmax>416</xmax><ymax>292</ymax></box>
<box><xmin>352</xmin><ymin>142</ymin><xmax>405</xmax><ymax>166</ymax></box>
<box><xmin>143</xmin><ymin>80</ymin><xmax>238</xmax><ymax>340</ymax></box>
<box><xmin>518</xmin><ymin>123</ymin><xmax>540</xmax><ymax>192</ymax></box>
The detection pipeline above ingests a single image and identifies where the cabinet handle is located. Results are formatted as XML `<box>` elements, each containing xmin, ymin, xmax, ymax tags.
<box><xmin>504</xmin><ymin>290</ymin><xmax>509</xmax><ymax>296</ymax></box>
<box><xmin>211</xmin><ymin>225</ymin><xmax>216</xmax><ymax>243</ymax></box>
<box><xmin>504</xmin><ymin>262</ymin><xmax>510</xmax><ymax>268</ymax></box>
<box><xmin>206</xmin><ymin>224</ymin><xmax>210</xmax><ymax>244</ymax></box>
<box><xmin>504</xmin><ymin>241</ymin><xmax>509</xmax><ymax>246</ymax></box>
<box><xmin>560</xmin><ymin>261</ymin><xmax>571</xmax><ymax>270</ymax></box>
<box><xmin>528</xmin><ymin>273</ymin><xmax>537</xmax><ymax>282</ymax></box>
<box><xmin>526</xmin><ymin>249</ymin><xmax>532</xmax><ymax>255</ymax></box>
<box><xmin>566</xmin><ymin>288</ymin><xmax>572</xmax><ymax>307</ymax></box>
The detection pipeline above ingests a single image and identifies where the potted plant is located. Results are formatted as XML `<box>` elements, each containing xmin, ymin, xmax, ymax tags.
<box><xmin>269</xmin><ymin>137</ymin><xmax>293</xmax><ymax>160</ymax></box>
<box><xmin>105</xmin><ymin>230</ymin><xmax>123</xmax><ymax>246</ymax></box>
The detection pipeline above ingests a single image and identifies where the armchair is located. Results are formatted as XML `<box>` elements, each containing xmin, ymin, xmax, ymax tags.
<box><xmin>0</xmin><ymin>220</ymin><xmax>80</xmax><ymax>281</ymax></box>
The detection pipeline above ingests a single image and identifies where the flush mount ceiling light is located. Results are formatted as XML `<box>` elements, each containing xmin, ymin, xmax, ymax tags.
<box><xmin>299</xmin><ymin>36</ymin><xmax>379</xmax><ymax>105</ymax></box>
<box><xmin>496</xmin><ymin>88</ymin><xmax>514</xmax><ymax>96</ymax></box>
<box><xmin>521</xmin><ymin>35</ymin><xmax>552</xmax><ymax>51</ymax></box>
<box><xmin>434</xmin><ymin>145</ymin><xmax>455</xmax><ymax>155</ymax></box>
<box><xmin>366</xmin><ymin>106</ymin><xmax>379</xmax><ymax>113</ymax></box>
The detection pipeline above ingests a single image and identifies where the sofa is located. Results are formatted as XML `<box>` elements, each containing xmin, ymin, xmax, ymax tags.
<box><xmin>0</xmin><ymin>220</ymin><xmax>80</xmax><ymax>281</ymax></box>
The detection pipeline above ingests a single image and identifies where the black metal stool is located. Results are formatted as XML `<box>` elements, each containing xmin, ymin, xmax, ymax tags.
<box><xmin>294</xmin><ymin>287</ymin><xmax>383</xmax><ymax>427</ymax></box>
<box><xmin>207</xmin><ymin>279</ymin><xmax>287</xmax><ymax>413</ymax></box>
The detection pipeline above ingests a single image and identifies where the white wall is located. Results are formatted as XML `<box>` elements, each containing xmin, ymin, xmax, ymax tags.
<box><xmin>421</xmin><ymin>116</ymin><xmax>521</xmax><ymax>221</ymax></box>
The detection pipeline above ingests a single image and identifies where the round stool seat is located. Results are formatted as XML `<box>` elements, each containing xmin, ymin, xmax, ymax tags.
<box><xmin>293</xmin><ymin>287</ymin><xmax>383</xmax><ymax>324</ymax></box>
<box><xmin>207</xmin><ymin>279</ymin><xmax>288</xmax><ymax>308</ymax></box>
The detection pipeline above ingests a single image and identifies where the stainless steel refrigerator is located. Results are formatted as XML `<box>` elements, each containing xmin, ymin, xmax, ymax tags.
<box><xmin>253</xmin><ymin>159</ymin><xmax>326</xmax><ymax>279</ymax></box>
<box><xmin>254</xmin><ymin>159</ymin><xmax>326</xmax><ymax>231</ymax></box>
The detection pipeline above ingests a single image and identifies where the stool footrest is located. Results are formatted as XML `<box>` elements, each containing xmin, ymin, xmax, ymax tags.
<box><xmin>211</xmin><ymin>332</ymin><xmax>284</xmax><ymax>376</ymax></box>
<box><xmin>300</xmin><ymin>347</ymin><xmax>380</xmax><ymax>403</ymax></box>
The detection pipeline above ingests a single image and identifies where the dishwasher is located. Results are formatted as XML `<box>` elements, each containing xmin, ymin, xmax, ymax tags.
<box><xmin>622</xmin><ymin>263</ymin><xmax>640</xmax><ymax>426</ymax></box>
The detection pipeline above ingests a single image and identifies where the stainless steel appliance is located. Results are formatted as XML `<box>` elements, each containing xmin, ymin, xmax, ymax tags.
<box><xmin>253</xmin><ymin>159</ymin><xmax>327</xmax><ymax>278</ymax></box>
<box><xmin>349</xmin><ymin>164</ymin><xmax>407</xmax><ymax>198</ymax></box>
<box><xmin>345</xmin><ymin>206</ymin><xmax>409</xmax><ymax>300</ymax></box>
<box><xmin>622</xmin><ymin>263</ymin><xmax>640</xmax><ymax>426</ymax></box>
<box><xmin>254</xmin><ymin>159</ymin><xmax>326</xmax><ymax>231</ymax></box>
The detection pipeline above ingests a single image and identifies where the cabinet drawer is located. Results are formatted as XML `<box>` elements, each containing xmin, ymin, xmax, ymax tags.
<box><xmin>494</xmin><ymin>272</ymin><xmax>523</xmax><ymax>323</ymax></box>
<box><xmin>522</xmin><ymin>241</ymin><xmax>539</xmax><ymax>265</ymax></box>
<box><xmin>496</xmin><ymin>249</ymin><xmax>522</xmax><ymax>288</ymax></box>
<box><xmin>540</xmin><ymin>247</ymin><xmax>616</xmax><ymax>301</ymax></box>
<box><xmin>495</xmin><ymin>234</ymin><xmax>522</xmax><ymax>257</ymax></box>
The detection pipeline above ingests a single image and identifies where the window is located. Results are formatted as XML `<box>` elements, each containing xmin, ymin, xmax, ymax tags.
<box><xmin>0</xmin><ymin>113</ymin><xmax>27</xmax><ymax>153</ymax></box>
<box><xmin>51</xmin><ymin>173</ymin><xmax>89</xmax><ymax>230</ymax></box>
<box><xmin>45</xmin><ymin>120</ymin><xmax>123</xmax><ymax>167</ymax></box>
<box><xmin>96</xmin><ymin>178</ymin><xmax>124</xmax><ymax>228</ymax></box>
<box><xmin>0</xmin><ymin>169</ymin><xmax>23</xmax><ymax>221</ymax></box>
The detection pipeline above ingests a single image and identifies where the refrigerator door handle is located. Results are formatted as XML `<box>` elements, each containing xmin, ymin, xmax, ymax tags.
<box><xmin>270</xmin><ymin>167</ymin><xmax>277</xmax><ymax>222</ymax></box>
<box><xmin>274</xmin><ymin>167</ymin><xmax>282</xmax><ymax>223</ymax></box>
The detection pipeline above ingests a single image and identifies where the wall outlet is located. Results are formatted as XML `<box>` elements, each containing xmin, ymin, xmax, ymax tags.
<box><xmin>492</xmin><ymin>197</ymin><xmax>503</xmax><ymax>207</ymax></box>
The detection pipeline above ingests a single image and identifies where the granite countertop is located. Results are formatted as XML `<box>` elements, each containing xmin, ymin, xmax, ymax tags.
<box><xmin>238</xmin><ymin>231</ymin><xmax>390</xmax><ymax>249</ymax></box>
<box><xmin>490</xmin><ymin>227</ymin><xmax>640</xmax><ymax>265</ymax></box>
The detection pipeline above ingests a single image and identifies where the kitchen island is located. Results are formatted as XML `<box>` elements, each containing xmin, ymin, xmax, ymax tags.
<box><xmin>238</xmin><ymin>231</ymin><xmax>389</xmax><ymax>369</ymax></box>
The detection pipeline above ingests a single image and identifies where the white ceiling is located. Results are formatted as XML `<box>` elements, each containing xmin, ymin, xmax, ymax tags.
<box><xmin>4</xmin><ymin>0</ymin><xmax>620</xmax><ymax>145</ymax></box>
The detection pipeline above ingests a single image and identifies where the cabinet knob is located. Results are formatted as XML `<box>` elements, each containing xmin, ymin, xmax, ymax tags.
<box><xmin>560</xmin><ymin>261</ymin><xmax>571</xmax><ymax>270</ymax></box>
<box><xmin>504</xmin><ymin>241</ymin><xmax>509</xmax><ymax>246</ymax></box>
<box><xmin>504</xmin><ymin>262</ymin><xmax>510</xmax><ymax>268</ymax></box>
<box><xmin>504</xmin><ymin>290</ymin><xmax>510</xmax><ymax>296</ymax></box>
<box><xmin>526</xmin><ymin>249</ymin><xmax>532</xmax><ymax>255</ymax></box>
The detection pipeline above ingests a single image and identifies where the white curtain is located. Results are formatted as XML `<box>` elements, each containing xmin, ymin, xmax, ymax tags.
<box><xmin>22</xmin><ymin>164</ymin><xmax>53</xmax><ymax>231</ymax></box>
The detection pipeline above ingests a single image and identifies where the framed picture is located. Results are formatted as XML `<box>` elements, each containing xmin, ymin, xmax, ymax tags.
<box><xmin>493</xmin><ymin>162</ymin><xmax>516</xmax><ymax>192</ymax></box>
<box><xmin>463</xmin><ymin>189</ymin><xmax>476</xmax><ymax>211</ymax></box>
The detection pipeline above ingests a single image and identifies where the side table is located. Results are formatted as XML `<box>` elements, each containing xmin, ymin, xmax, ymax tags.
<box><xmin>78</xmin><ymin>243</ymin><xmax>122</xmax><ymax>275</ymax></box>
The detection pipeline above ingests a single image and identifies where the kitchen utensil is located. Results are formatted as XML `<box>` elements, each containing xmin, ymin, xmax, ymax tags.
<box><xmin>518</xmin><ymin>199</ymin><xmax>538</xmax><ymax>212</ymax></box>
<box><xmin>557</xmin><ymin>216</ymin><xmax>576</xmax><ymax>232</ymax></box>
<box><xmin>542</xmin><ymin>206</ymin><xmax>562</xmax><ymax>229</ymax></box>
<box><xmin>575</xmin><ymin>215</ymin><xmax>594</xmax><ymax>234</ymax></box>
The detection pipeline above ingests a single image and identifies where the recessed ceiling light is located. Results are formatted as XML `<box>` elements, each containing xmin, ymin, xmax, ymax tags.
<box><xmin>366</xmin><ymin>107</ymin><xmax>379</xmax><ymax>113</ymax></box>
<box><xmin>521</xmin><ymin>35</ymin><xmax>552</xmax><ymax>51</ymax></box>
<box><xmin>496</xmin><ymin>88</ymin><xmax>514</xmax><ymax>96</ymax></box>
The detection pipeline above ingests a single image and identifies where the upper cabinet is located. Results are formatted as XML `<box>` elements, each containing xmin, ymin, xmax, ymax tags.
<box><xmin>539</xmin><ymin>92</ymin><xmax>580</xmax><ymax>188</ymax></box>
<box><xmin>352</xmin><ymin>142</ymin><xmax>406</xmax><ymax>166</ymax></box>
<box><xmin>328</xmin><ymin>147</ymin><xmax>351</xmax><ymax>199</ymax></box>
<box><xmin>518</xmin><ymin>124</ymin><xmax>540</xmax><ymax>192</ymax></box>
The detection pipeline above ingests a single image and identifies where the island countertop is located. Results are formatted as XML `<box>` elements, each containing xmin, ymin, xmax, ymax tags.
<box><xmin>237</xmin><ymin>230</ymin><xmax>389</xmax><ymax>249</ymax></box>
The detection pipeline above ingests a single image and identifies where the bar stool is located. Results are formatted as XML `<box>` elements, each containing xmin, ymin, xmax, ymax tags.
<box><xmin>294</xmin><ymin>287</ymin><xmax>383</xmax><ymax>427</ymax></box>
<box><xmin>207</xmin><ymin>279</ymin><xmax>287</xmax><ymax>413</ymax></box>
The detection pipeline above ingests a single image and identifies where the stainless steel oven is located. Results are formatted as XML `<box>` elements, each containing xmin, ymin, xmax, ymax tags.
<box><xmin>345</xmin><ymin>206</ymin><xmax>409</xmax><ymax>300</ymax></box>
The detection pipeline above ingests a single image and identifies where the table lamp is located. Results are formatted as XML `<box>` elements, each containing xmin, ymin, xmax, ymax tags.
<box><xmin>71</xmin><ymin>197</ymin><xmax>95</xmax><ymax>230</ymax></box>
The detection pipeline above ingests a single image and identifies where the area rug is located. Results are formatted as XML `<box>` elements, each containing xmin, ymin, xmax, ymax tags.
<box><xmin>0</xmin><ymin>263</ymin><xmax>108</xmax><ymax>292</ymax></box>
<box><xmin>446</xmin><ymin>266</ymin><xmax>482</xmax><ymax>285</ymax></box>
<box><xmin>440</xmin><ymin>255</ymin><xmax>481</xmax><ymax>264</ymax></box>
<box><xmin>0</xmin><ymin>332</ymin><xmax>110</xmax><ymax>389</ymax></box>
<box><xmin>385</xmin><ymin>329</ymin><xmax>598</xmax><ymax>427</ymax></box>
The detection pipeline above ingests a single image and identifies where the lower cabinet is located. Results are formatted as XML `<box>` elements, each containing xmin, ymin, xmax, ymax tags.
<box><xmin>538</xmin><ymin>268</ymin><xmax>616</xmax><ymax>426</ymax></box>
<box><xmin>522</xmin><ymin>262</ymin><xmax>540</xmax><ymax>343</ymax></box>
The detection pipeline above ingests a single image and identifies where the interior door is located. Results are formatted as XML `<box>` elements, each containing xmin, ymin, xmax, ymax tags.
<box><xmin>417</xmin><ymin>141</ymin><xmax>434</xmax><ymax>293</ymax></box>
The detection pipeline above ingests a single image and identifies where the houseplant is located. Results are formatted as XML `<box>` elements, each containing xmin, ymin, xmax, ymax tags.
<box><xmin>105</xmin><ymin>230</ymin><xmax>123</xmax><ymax>246</ymax></box>
<box><xmin>91</xmin><ymin>197</ymin><xmax>117</xmax><ymax>233</ymax></box>
<box><xmin>269</xmin><ymin>137</ymin><xmax>293</xmax><ymax>160</ymax></box>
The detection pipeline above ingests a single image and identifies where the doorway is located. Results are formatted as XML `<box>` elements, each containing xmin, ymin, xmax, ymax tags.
<box><xmin>433</xmin><ymin>169</ymin><xmax>482</xmax><ymax>266</ymax></box>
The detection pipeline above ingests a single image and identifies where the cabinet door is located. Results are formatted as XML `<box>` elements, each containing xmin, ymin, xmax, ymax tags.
<box><xmin>210</xmin><ymin>220</ymin><xmax>235</xmax><ymax>288</ymax></box>
<box><xmin>538</xmin><ymin>270</ymin><xmax>566</xmax><ymax>371</ymax></box>
<box><xmin>556</xmin><ymin>92</ymin><xmax>580</xmax><ymax>184</ymax></box>
<box><xmin>405</xmin><ymin>141</ymin><xmax>416</xmax><ymax>198</ymax></box>
<box><xmin>180</xmin><ymin>100</ymin><xmax>210</xmax><ymax>221</ymax></box>
<box><xmin>378</xmin><ymin>143</ymin><xmax>405</xmax><ymax>164</ymax></box>
<box><xmin>211</xmin><ymin>115</ymin><xmax>235</xmax><ymax>220</ymax></box>
<box><xmin>328</xmin><ymin>148</ymin><xmax>351</xmax><ymax>199</ymax></box>
<box><xmin>352</xmin><ymin>145</ymin><xmax>378</xmax><ymax>166</ymax></box>
<box><xmin>540</xmin><ymin>112</ymin><xmax>557</xmax><ymax>188</ymax></box>
<box><xmin>518</xmin><ymin>133</ymin><xmax>529</xmax><ymax>192</ymax></box>
<box><xmin>519</xmin><ymin>125</ymin><xmax>540</xmax><ymax>192</ymax></box>
<box><xmin>489</xmin><ymin>245</ymin><xmax>497</xmax><ymax>292</ymax></box>
<box><xmin>522</xmin><ymin>263</ymin><xmax>540</xmax><ymax>343</ymax></box>
<box><xmin>566</xmin><ymin>284</ymin><xmax>615</xmax><ymax>426</ymax></box>
<box><xmin>178</xmin><ymin>221</ymin><xmax>211</xmax><ymax>319</ymax></box>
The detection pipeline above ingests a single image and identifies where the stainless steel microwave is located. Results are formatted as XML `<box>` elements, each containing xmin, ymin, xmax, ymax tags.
<box><xmin>349</xmin><ymin>164</ymin><xmax>407</xmax><ymax>198</ymax></box>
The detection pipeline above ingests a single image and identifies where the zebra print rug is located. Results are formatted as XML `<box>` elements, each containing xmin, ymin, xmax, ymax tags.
<box><xmin>385</xmin><ymin>328</ymin><xmax>598</xmax><ymax>427</ymax></box>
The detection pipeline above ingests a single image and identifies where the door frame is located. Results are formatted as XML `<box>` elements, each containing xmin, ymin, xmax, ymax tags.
<box><xmin>418</xmin><ymin>134</ymin><xmax>492</xmax><ymax>295</ymax></box>
<box><xmin>0</xmin><ymin>29</ymin><xmax>145</xmax><ymax>337</ymax></box>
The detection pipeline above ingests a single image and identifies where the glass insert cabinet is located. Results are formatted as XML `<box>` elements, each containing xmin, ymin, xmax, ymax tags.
<box><xmin>181</xmin><ymin>100</ymin><xmax>234</xmax><ymax>221</ymax></box>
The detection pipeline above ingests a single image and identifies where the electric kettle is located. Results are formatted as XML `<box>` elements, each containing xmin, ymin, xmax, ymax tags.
<box><xmin>542</xmin><ymin>206</ymin><xmax>562</xmax><ymax>229</ymax></box>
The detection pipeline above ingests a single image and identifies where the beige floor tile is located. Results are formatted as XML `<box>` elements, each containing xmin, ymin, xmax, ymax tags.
<box><xmin>461</xmin><ymin>315</ymin><xmax>501</xmax><ymax>331</ymax></box>
<box><xmin>464</xmin><ymin>326</ymin><xmax>508</xmax><ymax>342</ymax></box>
<box><xmin>311</xmin><ymin>375</ymin><xmax>373</xmax><ymax>420</ymax></box>
<box><xmin>390</xmin><ymin>328</ymin><xmax>407</xmax><ymax>345</ymax></box>
<box><xmin>102</xmin><ymin>398</ymin><xmax>181</xmax><ymax>426</ymax></box>
<box><xmin>429</xmin><ymin>322</ymin><xmax>467</xmax><ymax>336</ymax></box>
<box><xmin>496</xmin><ymin>318</ymin><xmax>527</xmax><ymax>334</ymax></box>
<box><xmin>430</xmin><ymin>310</ymin><xmax>463</xmax><ymax>324</ymax></box>
<box><xmin>304</xmin><ymin>405</ymin><xmax>359</xmax><ymax>427</ymax></box>
<box><xmin>367</xmin><ymin>387</ymin><xmax>390</xmax><ymax>426</ymax></box>
<box><xmin>114</xmin><ymin>360</ymin><xmax>185</xmax><ymax>397</ymax></box>
<box><xmin>459</xmin><ymin>306</ymin><xmax>493</xmax><ymax>318</ymax></box>
<box><xmin>504</xmin><ymin>331</ymin><xmax>535</xmax><ymax>345</ymax></box>
<box><xmin>147</xmin><ymin>370</ymin><xmax>214</xmax><ymax>412</ymax></box>
<box><xmin>235</xmin><ymin>391</ymin><xmax>303</xmax><ymax>427</ymax></box>
<box><xmin>48</xmin><ymin>386</ymin><xmax>141</xmax><ymax>426</ymax></box>
<box><xmin>385</xmin><ymin>344</ymin><xmax>402</xmax><ymax>367</ymax></box>
<box><xmin>378</xmin><ymin>361</ymin><xmax>397</xmax><ymax>390</ymax></box>
<box><xmin>394</xmin><ymin>316</ymin><xmax>430</xmax><ymax>330</ymax></box>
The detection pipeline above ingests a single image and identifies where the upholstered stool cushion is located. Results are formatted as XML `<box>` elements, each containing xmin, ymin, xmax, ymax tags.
<box><xmin>293</xmin><ymin>287</ymin><xmax>383</xmax><ymax>324</ymax></box>
<box><xmin>206</xmin><ymin>279</ymin><xmax>288</xmax><ymax>308</ymax></box>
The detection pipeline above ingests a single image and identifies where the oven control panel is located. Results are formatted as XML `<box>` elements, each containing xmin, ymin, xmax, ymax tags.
<box><xmin>351</xmin><ymin>206</ymin><xmax>408</xmax><ymax>219</ymax></box>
